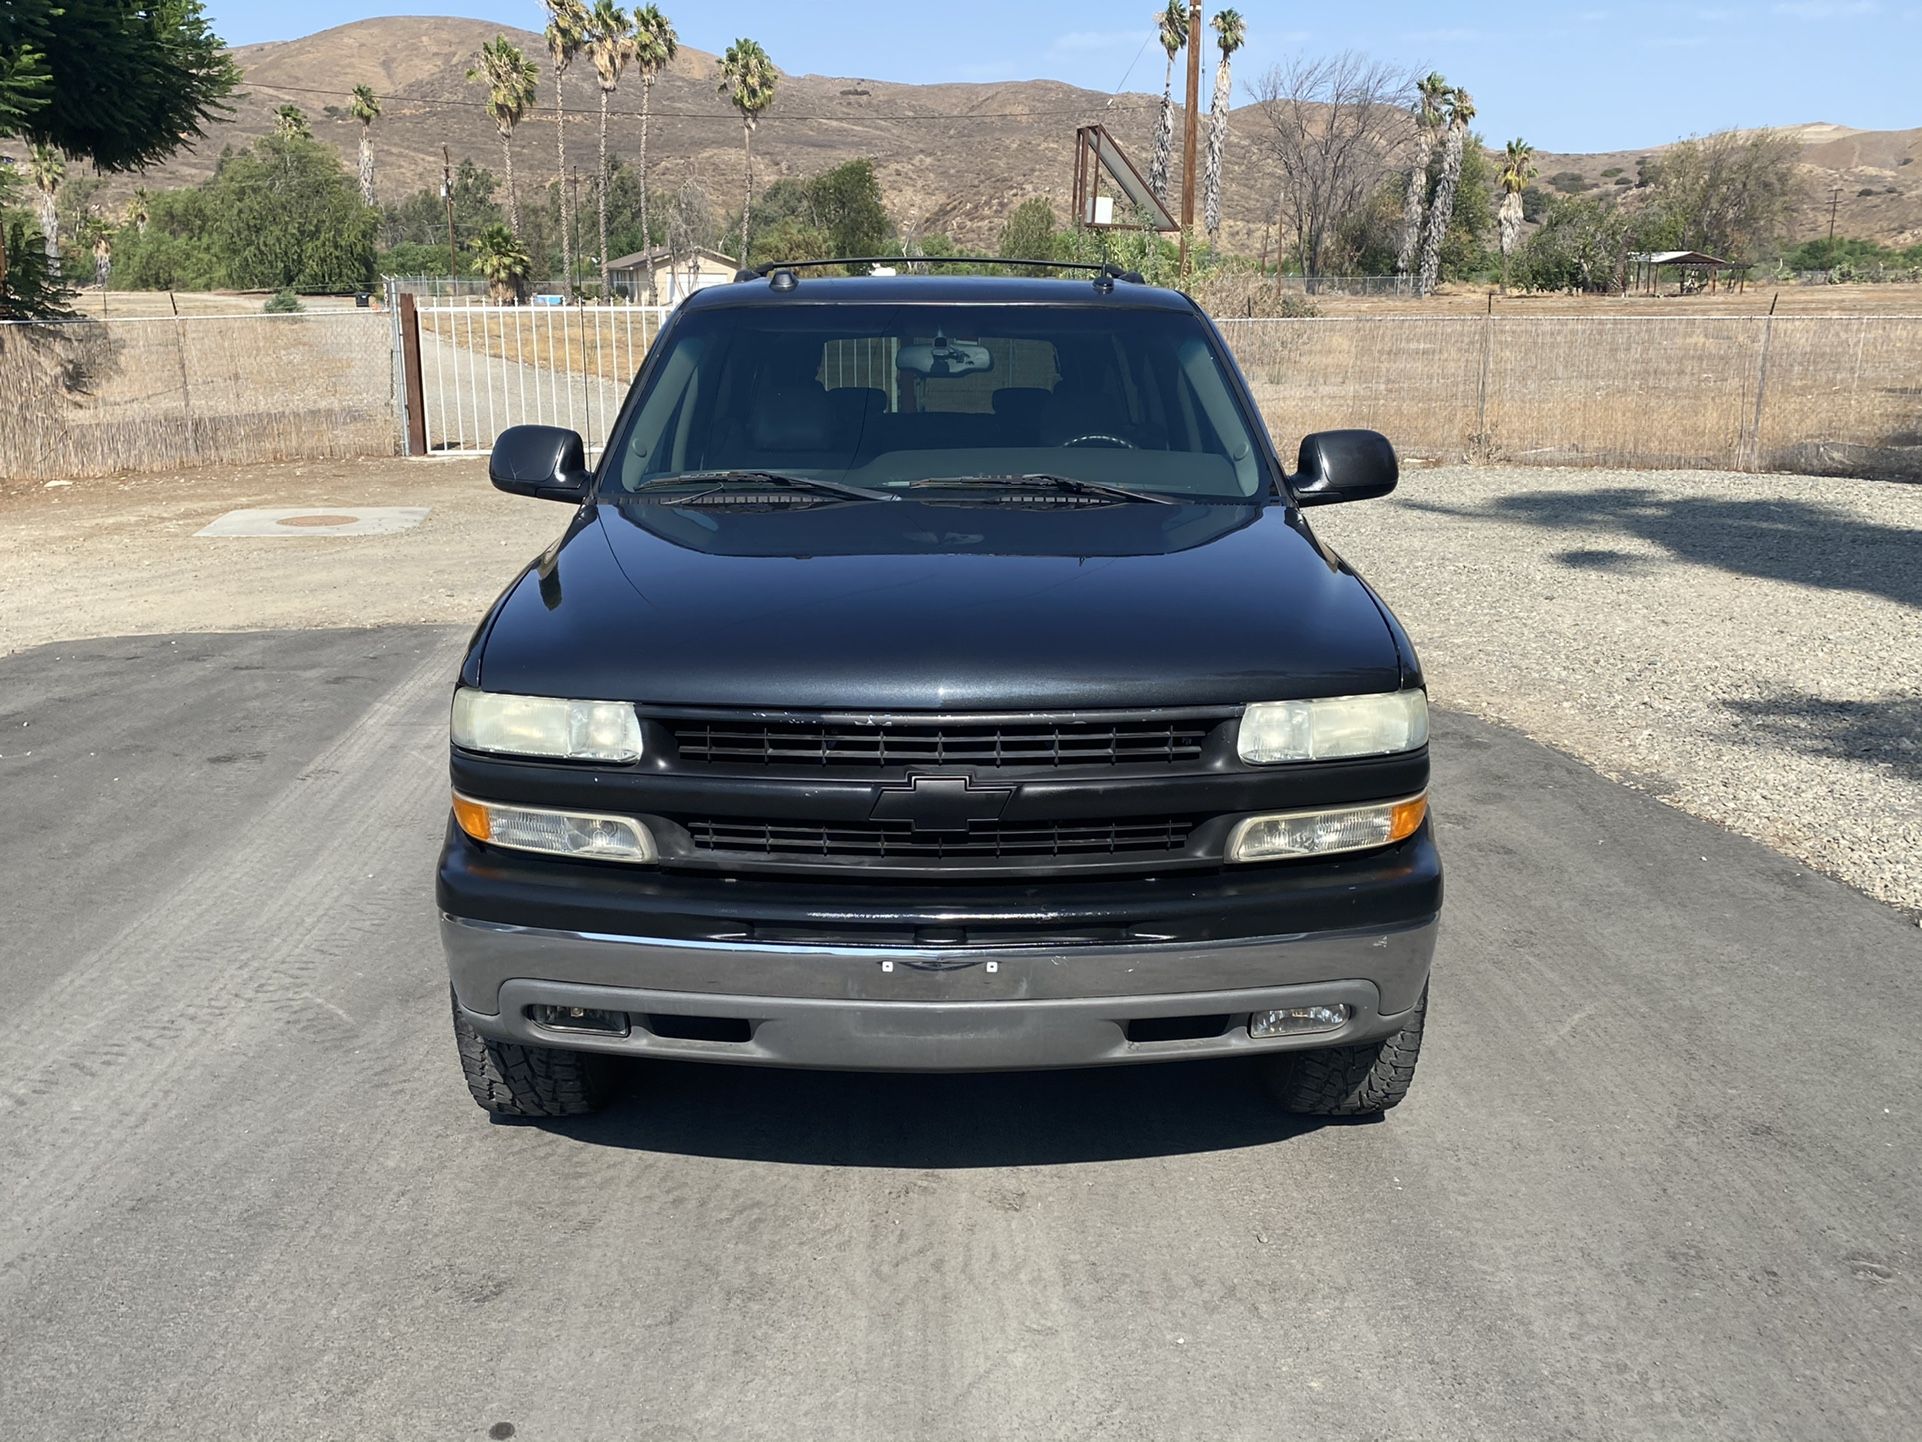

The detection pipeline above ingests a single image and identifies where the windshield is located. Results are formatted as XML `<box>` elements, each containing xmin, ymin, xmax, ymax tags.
<box><xmin>601</xmin><ymin>303</ymin><xmax>1271</xmax><ymax>501</ymax></box>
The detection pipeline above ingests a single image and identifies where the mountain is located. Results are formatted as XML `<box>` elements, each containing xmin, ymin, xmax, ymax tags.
<box><xmin>51</xmin><ymin>17</ymin><xmax>1922</xmax><ymax>253</ymax></box>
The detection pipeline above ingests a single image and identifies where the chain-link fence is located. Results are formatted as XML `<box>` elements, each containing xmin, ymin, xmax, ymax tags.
<box><xmin>0</xmin><ymin>310</ymin><xmax>398</xmax><ymax>481</ymax></box>
<box><xmin>1217</xmin><ymin>314</ymin><xmax>1922</xmax><ymax>480</ymax></box>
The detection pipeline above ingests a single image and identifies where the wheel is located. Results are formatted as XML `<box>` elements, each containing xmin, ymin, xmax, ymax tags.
<box><xmin>1258</xmin><ymin>986</ymin><xmax>1427</xmax><ymax>1117</ymax></box>
<box><xmin>450</xmin><ymin>989</ymin><xmax>614</xmax><ymax>1117</ymax></box>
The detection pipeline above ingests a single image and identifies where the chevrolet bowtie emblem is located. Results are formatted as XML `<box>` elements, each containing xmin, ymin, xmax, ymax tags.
<box><xmin>869</xmin><ymin>776</ymin><xmax>1014</xmax><ymax>833</ymax></box>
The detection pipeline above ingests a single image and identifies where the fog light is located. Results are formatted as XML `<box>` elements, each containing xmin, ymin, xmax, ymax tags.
<box><xmin>528</xmin><ymin>1004</ymin><xmax>630</xmax><ymax>1036</ymax></box>
<box><xmin>1249</xmin><ymin>1004</ymin><xmax>1351</xmax><ymax>1039</ymax></box>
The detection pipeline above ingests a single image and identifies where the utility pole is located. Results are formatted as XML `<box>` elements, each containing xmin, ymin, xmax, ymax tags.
<box><xmin>1827</xmin><ymin>186</ymin><xmax>1841</xmax><ymax>244</ymax></box>
<box><xmin>442</xmin><ymin>145</ymin><xmax>458</xmax><ymax>284</ymax></box>
<box><xmin>1178</xmin><ymin>0</ymin><xmax>1202</xmax><ymax>277</ymax></box>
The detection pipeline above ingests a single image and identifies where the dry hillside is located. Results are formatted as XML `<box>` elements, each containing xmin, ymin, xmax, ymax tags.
<box><xmin>51</xmin><ymin>17</ymin><xmax>1922</xmax><ymax>254</ymax></box>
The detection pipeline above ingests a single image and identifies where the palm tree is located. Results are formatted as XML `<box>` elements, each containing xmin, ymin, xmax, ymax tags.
<box><xmin>469</xmin><ymin>37</ymin><xmax>541</xmax><ymax>239</ymax></box>
<box><xmin>272</xmin><ymin>104</ymin><xmax>310</xmax><ymax>140</ymax></box>
<box><xmin>1202</xmin><ymin>9</ymin><xmax>1244</xmax><ymax>245</ymax></box>
<box><xmin>1416</xmin><ymin>86</ymin><xmax>1475</xmax><ymax>298</ymax></box>
<box><xmin>1148</xmin><ymin>0</ymin><xmax>1189</xmax><ymax>205</ymax></box>
<box><xmin>129</xmin><ymin>187</ymin><xmax>151</xmax><ymax>235</ymax></box>
<box><xmin>1497</xmin><ymin>136</ymin><xmax>1536</xmax><ymax>295</ymax></box>
<box><xmin>718</xmin><ymin>38</ymin><xmax>777</xmax><ymax>263</ymax></box>
<box><xmin>632</xmin><ymin>4</ymin><xmax>678</xmax><ymax>301</ymax></box>
<box><xmin>80</xmin><ymin>214</ymin><xmax>112</xmax><ymax>290</ymax></box>
<box><xmin>585</xmin><ymin>0</ymin><xmax>635</xmax><ymax>295</ymax></box>
<box><xmin>1396</xmin><ymin>72</ymin><xmax>1450</xmax><ymax>279</ymax></box>
<box><xmin>27</xmin><ymin>143</ymin><xmax>62</xmax><ymax>272</ymax></box>
<box><xmin>473</xmin><ymin>222</ymin><xmax>533</xmax><ymax>303</ymax></box>
<box><xmin>348</xmin><ymin>84</ymin><xmax>381</xmax><ymax>208</ymax></box>
<box><xmin>544</xmin><ymin>0</ymin><xmax>589</xmax><ymax>291</ymax></box>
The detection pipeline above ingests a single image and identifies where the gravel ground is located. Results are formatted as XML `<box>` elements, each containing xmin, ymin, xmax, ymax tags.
<box><xmin>1311</xmin><ymin>464</ymin><xmax>1922</xmax><ymax>915</ymax></box>
<box><xmin>3</xmin><ymin>456</ymin><xmax>1916</xmax><ymax>914</ymax></box>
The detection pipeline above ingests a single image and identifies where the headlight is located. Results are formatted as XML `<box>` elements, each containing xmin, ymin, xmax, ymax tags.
<box><xmin>1237</xmin><ymin>690</ymin><xmax>1428</xmax><ymax>765</ymax></box>
<box><xmin>452</xmin><ymin>792</ymin><xmax>657</xmax><ymax>863</ymax></box>
<box><xmin>1226</xmin><ymin>793</ymin><xmax>1427</xmax><ymax>863</ymax></box>
<box><xmin>451</xmin><ymin>688</ymin><xmax>643</xmax><ymax>763</ymax></box>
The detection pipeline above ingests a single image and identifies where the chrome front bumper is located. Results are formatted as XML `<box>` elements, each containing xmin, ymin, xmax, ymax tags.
<box><xmin>443</xmin><ymin>913</ymin><xmax>1438</xmax><ymax>1071</ymax></box>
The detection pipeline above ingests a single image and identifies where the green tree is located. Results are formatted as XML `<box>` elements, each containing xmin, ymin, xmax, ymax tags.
<box><xmin>1641</xmin><ymin>128</ymin><xmax>1801</xmax><ymax>260</ymax></box>
<box><xmin>997</xmin><ymin>197</ymin><xmax>1060</xmax><ymax>274</ymax></box>
<box><xmin>105</xmin><ymin>185</ymin><xmax>221</xmax><ymax>290</ymax></box>
<box><xmin>584</xmin><ymin>0</ymin><xmax>634</xmax><ymax>290</ymax></box>
<box><xmin>472</xmin><ymin>222</ymin><xmax>532</xmax><ymax>302</ymax></box>
<box><xmin>1497</xmin><ymin>137</ymin><xmax>1536</xmax><ymax>294</ymax></box>
<box><xmin>1397</xmin><ymin>73</ymin><xmax>1450</xmax><ymax>276</ymax></box>
<box><xmin>272</xmin><ymin>104</ymin><xmax>310</xmax><ymax>140</ymax></box>
<box><xmin>0</xmin><ymin>0</ymin><xmax>238</xmax><ymax>171</ymax></box>
<box><xmin>1203</xmin><ymin>10</ymin><xmax>1244</xmax><ymax>244</ymax></box>
<box><xmin>543</xmin><ymin>0</ymin><xmax>589</xmax><ymax>286</ymax></box>
<box><xmin>631</xmin><ymin>4</ymin><xmax>677</xmax><ymax>298</ymax></box>
<box><xmin>718</xmin><ymin>38</ymin><xmax>778</xmax><ymax>262</ymax></box>
<box><xmin>807</xmin><ymin>158</ymin><xmax>889</xmax><ymax>268</ymax></box>
<box><xmin>1149</xmin><ymin>0</ymin><xmax>1188</xmax><ymax>205</ymax></box>
<box><xmin>1416</xmin><ymin>85</ymin><xmax>1475</xmax><ymax>295</ymax></box>
<box><xmin>204</xmin><ymin>133</ymin><xmax>377</xmax><ymax>292</ymax></box>
<box><xmin>1513</xmin><ymin>192</ymin><xmax>1634</xmax><ymax>293</ymax></box>
<box><xmin>468</xmin><ymin>36</ymin><xmax>539</xmax><ymax>239</ymax></box>
<box><xmin>349</xmin><ymin>84</ymin><xmax>380</xmax><ymax>208</ymax></box>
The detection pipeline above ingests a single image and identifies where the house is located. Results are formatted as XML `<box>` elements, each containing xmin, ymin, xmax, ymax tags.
<box><xmin>604</xmin><ymin>246</ymin><xmax>740</xmax><ymax>304</ymax></box>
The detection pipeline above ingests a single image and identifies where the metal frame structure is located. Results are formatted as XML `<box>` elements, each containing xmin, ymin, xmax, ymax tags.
<box><xmin>1070</xmin><ymin>125</ymin><xmax>1177</xmax><ymax>234</ymax></box>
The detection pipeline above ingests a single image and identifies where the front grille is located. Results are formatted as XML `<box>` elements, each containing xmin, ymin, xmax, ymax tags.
<box><xmin>667</xmin><ymin>715</ymin><xmax>1215</xmax><ymax>769</ymax></box>
<box><xmin>683</xmin><ymin>815</ymin><xmax>1196</xmax><ymax>861</ymax></box>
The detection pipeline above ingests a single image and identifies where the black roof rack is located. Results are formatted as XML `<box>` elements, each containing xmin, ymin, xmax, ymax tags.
<box><xmin>734</xmin><ymin>257</ymin><xmax>1148</xmax><ymax>290</ymax></box>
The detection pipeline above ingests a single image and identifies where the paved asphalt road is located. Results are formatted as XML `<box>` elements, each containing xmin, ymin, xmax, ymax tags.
<box><xmin>2</xmin><ymin>628</ymin><xmax>1918</xmax><ymax>1442</ymax></box>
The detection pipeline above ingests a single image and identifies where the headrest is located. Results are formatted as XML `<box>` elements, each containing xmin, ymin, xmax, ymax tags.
<box><xmin>991</xmin><ymin>387</ymin><xmax>1052</xmax><ymax>418</ymax></box>
<box><xmin>746</xmin><ymin>385</ymin><xmax>836</xmax><ymax>450</ymax></box>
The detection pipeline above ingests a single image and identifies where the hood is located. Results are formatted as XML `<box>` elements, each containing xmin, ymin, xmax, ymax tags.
<box><xmin>474</xmin><ymin>498</ymin><xmax>1403</xmax><ymax>710</ymax></box>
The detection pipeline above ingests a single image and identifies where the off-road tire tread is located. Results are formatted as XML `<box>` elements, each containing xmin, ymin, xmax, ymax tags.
<box><xmin>451</xmin><ymin>990</ymin><xmax>611</xmax><ymax>1116</ymax></box>
<box><xmin>1264</xmin><ymin>986</ymin><xmax>1427</xmax><ymax>1116</ymax></box>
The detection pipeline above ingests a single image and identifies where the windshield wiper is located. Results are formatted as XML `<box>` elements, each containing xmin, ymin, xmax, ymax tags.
<box><xmin>634</xmin><ymin>470</ymin><xmax>895</xmax><ymax>502</ymax></box>
<box><xmin>909</xmin><ymin>473</ymin><xmax>1179</xmax><ymax>506</ymax></box>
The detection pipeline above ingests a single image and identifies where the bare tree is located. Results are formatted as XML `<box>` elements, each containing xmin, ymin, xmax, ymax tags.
<box><xmin>1252</xmin><ymin>53</ymin><xmax>1416</xmax><ymax>281</ymax></box>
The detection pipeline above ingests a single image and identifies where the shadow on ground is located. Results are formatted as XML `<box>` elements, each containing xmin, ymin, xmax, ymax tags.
<box><xmin>1723</xmin><ymin>689</ymin><xmax>1922</xmax><ymax>783</ymax></box>
<box><xmin>1403</xmin><ymin>487</ymin><xmax>1922</xmax><ymax>610</ymax></box>
<box><xmin>531</xmin><ymin>1055</ymin><xmax>1345</xmax><ymax>1167</ymax></box>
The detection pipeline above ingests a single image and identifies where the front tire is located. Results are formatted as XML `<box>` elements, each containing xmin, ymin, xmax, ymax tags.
<box><xmin>451</xmin><ymin>989</ymin><xmax>613</xmax><ymax>1117</ymax></box>
<box><xmin>1259</xmin><ymin>986</ymin><xmax>1427</xmax><ymax>1117</ymax></box>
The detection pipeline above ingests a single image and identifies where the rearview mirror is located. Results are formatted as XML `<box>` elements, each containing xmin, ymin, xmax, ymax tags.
<box><xmin>490</xmin><ymin>425</ymin><xmax>592</xmax><ymax>503</ymax></box>
<box><xmin>896</xmin><ymin>335</ymin><xmax>994</xmax><ymax>379</ymax></box>
<box><xmin>1290</xmin><ymin>429</ymin><xmax>1398</xmax><ymax>507</ymax></box>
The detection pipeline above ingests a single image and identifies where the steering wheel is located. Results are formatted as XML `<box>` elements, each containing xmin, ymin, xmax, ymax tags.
<box><xmin>1060</xmin><ymin>433</ymin><xmax>1137</xmax><ymax>449</ymax></box>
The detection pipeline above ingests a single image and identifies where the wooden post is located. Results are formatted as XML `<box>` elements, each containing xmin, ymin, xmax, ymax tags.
<box><xmin>1178</xmin><ymin>0</ymin><xmax>1202</xmax><ymax>277</ymax></box>
<box><xmin>399</xmin><ymin>292</ymin><xmax>427</xmax><ymax>457</ymax></box>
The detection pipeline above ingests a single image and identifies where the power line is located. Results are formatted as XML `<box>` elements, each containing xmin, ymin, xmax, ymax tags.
<box><xmin>254</xmin><ymin>81</ymin><xmax>1156</xmax><ymax>124</ymax></box>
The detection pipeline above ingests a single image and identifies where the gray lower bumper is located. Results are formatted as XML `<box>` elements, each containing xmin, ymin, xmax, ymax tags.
<box><xmin>443</xmin><ymin>913</ymin><xmax>1437</xmax><ymax>1072</ymax></box>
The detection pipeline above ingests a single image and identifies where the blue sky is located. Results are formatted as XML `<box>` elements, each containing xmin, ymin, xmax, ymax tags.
<box><xmin>209</xmin><ymin>0</ymin><xmax>1918</xmax><ymax>153</ymax></box>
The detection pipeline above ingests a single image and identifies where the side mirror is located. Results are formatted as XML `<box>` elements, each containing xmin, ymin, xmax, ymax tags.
<box><xmin>489</xmin><ymin>425</ymin><xmax>592</xmax><ymax>503</ymax></box>
<box><xmin>1290</xmin><ymin>429</ymin><xmax>1398</xmax><ymax>507</ymax></box>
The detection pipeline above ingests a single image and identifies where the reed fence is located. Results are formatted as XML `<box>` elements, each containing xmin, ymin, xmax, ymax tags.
<box><xmin>1216</xmin><ymin>314</ymin><xmax>1922</xmax><ymax>480</ymax></box>
<box><xmin>0</xmin><ymin>310</ymin><xmax>397</xmax><ymax>481</ymax></box>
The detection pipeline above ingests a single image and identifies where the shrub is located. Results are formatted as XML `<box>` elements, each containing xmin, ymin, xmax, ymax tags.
<box><xmin>263</xmin><ymin>289</ymin><xmax>304</xmax><ymax>313</ymax></box>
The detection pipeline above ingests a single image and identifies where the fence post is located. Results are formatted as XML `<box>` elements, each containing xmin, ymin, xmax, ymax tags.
<box><xmin>1473</xmin><ymin>298</ymin><xmax>1495</xmax><ymax>461</ymax></box>
<box><xmin>398</xmin><ymin>292</ymin><xmax>427</xmax><ymax>457</ymax></box>
<box><xmin>167</xmin><ymin>291</ymin><xmax>200</xmax><ymax>463</ymax></box>
<box><xmin>1745</xmin><ymin>307</ymin><xmax>1776</xmax><ymax>472</ymax></box>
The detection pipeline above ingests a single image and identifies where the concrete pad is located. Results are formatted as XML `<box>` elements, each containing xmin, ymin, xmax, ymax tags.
<box><xmin>195</xmin><ymin>506</ymin><xmax>429</xmax><ymax>537</ymax></box>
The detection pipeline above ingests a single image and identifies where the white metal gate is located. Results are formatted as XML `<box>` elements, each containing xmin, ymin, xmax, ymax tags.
<box><xmin>411</xmin><ymin>301</ymin><xmax>671</xmax><ymax>456</ymax></box>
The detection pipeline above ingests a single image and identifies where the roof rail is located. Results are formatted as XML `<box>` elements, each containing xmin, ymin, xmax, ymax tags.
<box><xmin>732</xmin><ymin>257</ymin><xmax>1148</xmax><ymax>289</ymax></box>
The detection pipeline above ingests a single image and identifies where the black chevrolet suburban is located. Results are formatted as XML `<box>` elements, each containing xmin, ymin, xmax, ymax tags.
<box><xmin>438</xmin><ymin>264</ymin><xmax>1440</xmax><ymax>1119</ymax></box>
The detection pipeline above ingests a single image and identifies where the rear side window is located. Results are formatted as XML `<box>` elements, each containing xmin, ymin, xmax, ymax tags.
<box><xmin>610</xmin><ymin>303</ymin><xmax>1267</xmax><ymax>499</ymax></box>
